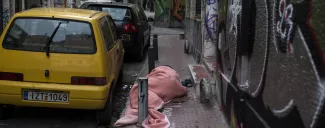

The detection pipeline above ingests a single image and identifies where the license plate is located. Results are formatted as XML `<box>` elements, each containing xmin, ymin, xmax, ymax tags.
<box><xmin>23</xmin><ymin>90</ymin><xmax>69</xmax><ymax>103</ymax></box>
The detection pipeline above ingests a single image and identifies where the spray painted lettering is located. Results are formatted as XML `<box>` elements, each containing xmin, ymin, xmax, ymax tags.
<box><xmin>276</xmin><ymin>0</ymin><xmax>294</xmax><ymax>54</ymax></box>
<box><xmin>204</xmin><ymin>0</ymin><xmax>218</xmax><ymax>40</ymax></box>
<box><xmin>218</xmin><ymin>0</ymin><xmax>325</xmax><ymax>127</ymax></box>
<box><xmin>228</xmin><ymin>0</ymin><xmax>241</xmax><ymax>36</ymax></box>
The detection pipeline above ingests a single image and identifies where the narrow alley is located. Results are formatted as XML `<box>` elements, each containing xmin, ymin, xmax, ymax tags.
<box><xmin>0</xmin><ymin>0</ymin><xmax>324</xmax><ymax>128</ymax></box>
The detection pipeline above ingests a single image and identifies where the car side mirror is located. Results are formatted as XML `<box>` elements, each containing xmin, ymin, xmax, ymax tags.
<box><xmin>148</xmin><ymin>17</ymin><xmax>154</xmax><ymax>22</ymax></box>
<box><xmin>121</xmin><ymin>34</ymin><xmax>130</xmax><ymax>41</ymax></box>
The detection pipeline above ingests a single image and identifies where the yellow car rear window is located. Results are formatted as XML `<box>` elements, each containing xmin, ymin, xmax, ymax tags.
<box><xmin>2</xmin><ymin>18</ymin><xmax>96</xmax><ymax>54</ymax></box>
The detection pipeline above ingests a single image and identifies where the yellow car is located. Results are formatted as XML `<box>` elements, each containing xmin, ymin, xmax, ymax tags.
<box><xmin>0</xmin><ymin>8</ymin><xmax>125</xmax><ymax>124</ymax></box>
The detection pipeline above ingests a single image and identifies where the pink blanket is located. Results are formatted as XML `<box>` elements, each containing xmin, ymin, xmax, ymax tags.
<box><xmin>114</xmin><ymin>66</ymin><xmax>187</xmax><ymax>127</ymax></box>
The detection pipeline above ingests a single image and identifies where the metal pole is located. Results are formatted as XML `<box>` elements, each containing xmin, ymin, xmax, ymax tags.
<box><xmin>148</xmin><ymin>47</ymin><xmax>155</xmax><ymax>73</ymax></box>
<box><xmin>153</xmin><ymin>34</ymin><xmax>158</xmax><ymax>61</ymax></box>
<box><xmin>137</xmin><ymin>77</ymin><xmax>148</xmax><ymax>127</ymax></box>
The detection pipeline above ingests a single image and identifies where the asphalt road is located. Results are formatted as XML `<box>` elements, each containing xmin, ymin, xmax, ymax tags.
<box><xmin>0</xmin><ymin>55</ymin><xmax>148</xmax><ymax>128</ymax></box>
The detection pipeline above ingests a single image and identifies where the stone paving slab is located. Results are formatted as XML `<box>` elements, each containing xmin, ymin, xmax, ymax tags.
<box><xmin>163</xmin><ymin>87</ymin><xmax>228</xmax><ymax>128</ymax></box>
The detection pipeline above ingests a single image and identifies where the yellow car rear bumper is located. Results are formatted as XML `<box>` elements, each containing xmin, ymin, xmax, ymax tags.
<box><xmin>0</xmin><ymin>93</ymin><xmax>106</xmax><ymax>109</ymax></box>
<box><xmin>0</xmin><ymin>80</ymin><xmax>111</xmax><ymax>110</ymax></box>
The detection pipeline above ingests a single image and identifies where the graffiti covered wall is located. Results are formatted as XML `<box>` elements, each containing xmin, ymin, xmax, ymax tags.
<box><xmin>25</xmin><ymin>0</ymin><xmax>47</xmax><ymax>9</ymax></box>
<box><xmin>0</xmin><ymin>0</ymin><xmax>65</xmax><ymax>34</ymax></box>
<box><xmin>1</xmin><ymin>0</ymin><xmax>15</xmax><ymax>33</ymax></box>
<box><xmin>203</xmin><ymin>0</ymin><xmax>218</xmax><ymax>57</ymax></box>
<box><xmin>1</xmin><ymin>0</ymin><xmax>50</xmax><ymax>33</ymax></box>
<box><xmin>154</xmin><ymin>0</ymin><xmax>185</xmax><ymax>28</ymax></box>
<box><xmin>205</xmin><ymin>0</ymin><xmax>218</xmax><ymax>41</ymax></box>
<box><xmin>216</xmin><ymin>0</ymin><xmax>325</xmax><ymax>128</ymax></box>
<box><xmin>52</xmin><ymin>0</ymin><xmax>64</xmax><ymax>7</ymax></box>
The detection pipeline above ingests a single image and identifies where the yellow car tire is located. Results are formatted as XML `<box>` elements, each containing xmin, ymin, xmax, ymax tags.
<box><xmin>97</xmin><ymin>80</ymin><xmax>116</xmax><ymax>126</ymax></box>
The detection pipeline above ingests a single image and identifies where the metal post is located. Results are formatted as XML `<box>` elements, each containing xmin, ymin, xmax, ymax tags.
<box><xmin>148</xmin><ymin>47</ymin><xmax>155</xmax><ymax>73</ymax></box>
<box><xmin>153</xmin><ymin>34</ymin><xmax>158</xmax><ymax>61</ymax></box>
<box><xmin>137</xmin><ymin>77</ymin><xmax>148</xmax><ymax>127</ymax></box>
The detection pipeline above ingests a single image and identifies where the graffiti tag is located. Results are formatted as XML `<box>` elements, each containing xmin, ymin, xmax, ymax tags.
<box><xmin>204</xmin><ymin>0</ymin><xmax>218</xmax><ymax>40</ymax></box>
<box><xmin>276</xmin><ymin>0</ymin><xmax>294</xmax><ymax>54</ymax></box>
<box><xmin>228</xmin><ymin>0</ymin><xmax>242</xmax><ymax>36</ymax></box>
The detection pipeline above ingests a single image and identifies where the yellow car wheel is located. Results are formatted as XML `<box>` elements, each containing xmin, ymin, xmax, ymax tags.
<box><xmin>97</xmin><ymin>94</ymin><xmax>113</xmax><ymax>125</ymax></box>
<box><xmin>97</xmin><ymin>81</ymin><xmax>116</xmax><ymax>125</ymax></box>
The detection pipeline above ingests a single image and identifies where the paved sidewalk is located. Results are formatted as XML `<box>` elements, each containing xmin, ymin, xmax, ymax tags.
<box><xmin>116</xmin><ymin>32</ymin><xmax>228</xmax><ymax>128</ymax></box>
<box><xmin>151</xmin><ymin>27</ymin><xmax>184</xmax><ymax>36</ymax></box>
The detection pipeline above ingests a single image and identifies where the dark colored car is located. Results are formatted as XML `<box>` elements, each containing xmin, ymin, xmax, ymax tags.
<box><xmin>79</xmin><ymin>2</ymin><xmax>151</xmax><ymax>61</ymax></box>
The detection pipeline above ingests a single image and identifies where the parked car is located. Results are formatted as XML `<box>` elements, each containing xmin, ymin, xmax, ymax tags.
<box><xmin>79</xmin><ymin>1</ymin><xmax>153</xmax><ymax>61</ymax></box>
<box><xmin>0</xmin><ymin>8</ymin><xmax>126</xmax><ymax>124</ymax></box>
